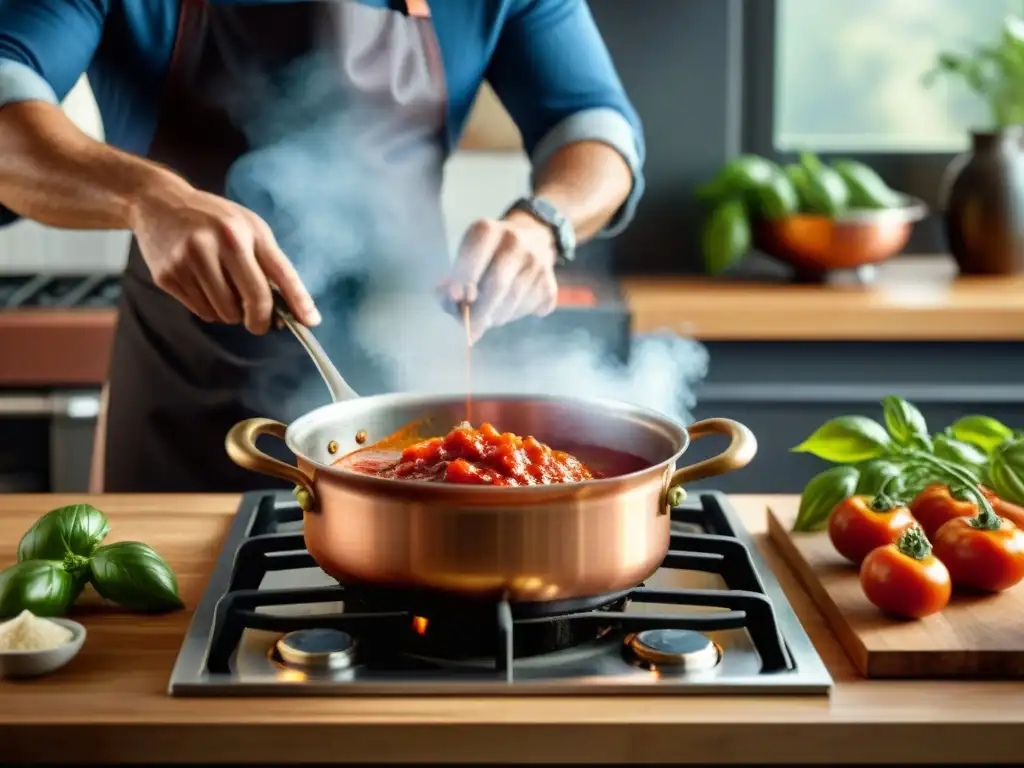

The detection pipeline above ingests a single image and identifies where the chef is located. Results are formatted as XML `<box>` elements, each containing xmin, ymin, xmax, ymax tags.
<box><xmin>0</xmin><ymin>0</ymin><xmax>644</xmax><ymax>493</ymax></box>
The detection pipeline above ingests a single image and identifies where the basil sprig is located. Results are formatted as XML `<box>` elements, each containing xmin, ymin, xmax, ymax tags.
<box><xmin>0</xmin><ymin>504</ymin><xmax>183</xmax><ymax>619</ymax></box>
<box><xmin>791</xmin><ymin>397</ymin><xmax>1020</xmax><ymax>532</ymax></box>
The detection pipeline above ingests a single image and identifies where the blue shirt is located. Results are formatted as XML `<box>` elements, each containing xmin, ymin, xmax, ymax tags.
<box><xmin>0</xmin><ymin>0</ymin><xmax>644</xmax><ymax>231</ymax></box>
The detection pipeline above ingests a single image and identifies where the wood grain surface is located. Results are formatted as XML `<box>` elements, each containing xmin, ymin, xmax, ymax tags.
<box><xmin>768</xmin><ymin>500</ymin><xmax>1024</xmax><ymax>679</ymax></box>
<box><xmin>621</xmin><ymin>256</ymin><xmax>1024</xmax><ymax>340</ymax></box>
<box><xmin>1</xmin><ymin>493</ymin><xmax>1023</xmax><ymax>765</ymax></box>
<box><xmin>3</xmin><ymin>258</ymin><xmax>1023</xmax><ymax>390</ymax></box>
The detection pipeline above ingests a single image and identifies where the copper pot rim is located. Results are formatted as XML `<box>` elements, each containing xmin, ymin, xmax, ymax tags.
<box><xmin>284</xmin><ymin>392</ymin><xmax>691</xmax><ymax>499</ymax></box>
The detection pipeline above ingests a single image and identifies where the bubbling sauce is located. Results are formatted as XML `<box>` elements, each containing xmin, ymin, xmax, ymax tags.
<box><xmin>335</xmin><ymin>422</ymin><xmax>648</xmax><ymax>487</ymax></box>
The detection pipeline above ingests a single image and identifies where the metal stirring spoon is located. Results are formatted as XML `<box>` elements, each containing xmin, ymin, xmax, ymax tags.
<box><xmin>271</xmin><ymin>290</ymin><xmax>360</xmax><ymax>403</ymax></box>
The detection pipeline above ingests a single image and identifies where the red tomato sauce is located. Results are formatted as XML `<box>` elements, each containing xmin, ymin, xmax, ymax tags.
<box><xmin>336</xmin><ymin>422</ymin><xmax>642</xmax><ymax>487</ymax></box>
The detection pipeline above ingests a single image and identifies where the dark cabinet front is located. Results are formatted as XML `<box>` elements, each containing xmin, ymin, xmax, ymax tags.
<box><xmin>683</xmin><ymin>341</ymin><xmax>1024</xmax><ymax>494</ymax></box>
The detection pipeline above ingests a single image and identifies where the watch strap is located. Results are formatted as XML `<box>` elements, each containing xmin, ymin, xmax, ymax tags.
<box><xmin>505</xmin><ymin>196</ymin><xmax>576</xmax><ymax>265</ymax></box>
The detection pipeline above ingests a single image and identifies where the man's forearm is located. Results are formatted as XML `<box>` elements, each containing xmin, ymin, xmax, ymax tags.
<box><xmin>0</xmin><ymin>100</ymin><xmax>188</xmax><ymax>230</ymax></box>
<box><xmin>523</xmin><ymin>139</ymin><xmax>633</xmax><ymax>244</ymax></box>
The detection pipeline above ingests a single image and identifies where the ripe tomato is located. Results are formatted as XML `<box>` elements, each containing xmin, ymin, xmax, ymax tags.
<box><xmin>828</xmin><ymin>495</ymin><xmax>916</xmax><ymax>565</ymax></box>
<box><xmin>931</xmin><ymin>515</ymin><xmax>1024</xmax><ymax>593</ymax></box>
<box><xmin>980</xmin><ymin>486</ymin><xmax>1024</xmax><ymax>530</ymax></box>
<box><xmin>860</xmin><ymin>525</ymin><xmax>951</xmax><ymax>619</ymax></box>
<box><xmin>909</xmin><ymin>484</ymin><xmax>978</xmax><ymax>539</ymax></box>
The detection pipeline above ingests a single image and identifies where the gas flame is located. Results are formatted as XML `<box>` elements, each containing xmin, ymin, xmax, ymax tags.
<box><xmin>412</xmin><ymin>616</ymin><xmax>429</xmax><ymax>635</ymax></box>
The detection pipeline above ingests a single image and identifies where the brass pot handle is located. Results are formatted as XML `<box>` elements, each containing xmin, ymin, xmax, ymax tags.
<box><xmin>664</xmin><ymin>418</ymin><xmax>757</xmax><ymax>507</ymax></box>
<box><xmin>225</xmin><ymin>418</ymin><xmax>318</xmax><ymax>512</ymax></box>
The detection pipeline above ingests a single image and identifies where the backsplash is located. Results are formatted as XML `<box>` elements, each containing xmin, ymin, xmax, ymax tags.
<box><xmin>0</xmin><ymin>77</ymin><xmax>530</xmax><ymax>274</ymax></box>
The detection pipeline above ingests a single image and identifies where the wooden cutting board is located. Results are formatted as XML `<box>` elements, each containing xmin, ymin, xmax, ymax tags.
<box><xmin>768</xmin><ymin>497</ymin><xmax>1024</xmax><ymax>679</ymax></box>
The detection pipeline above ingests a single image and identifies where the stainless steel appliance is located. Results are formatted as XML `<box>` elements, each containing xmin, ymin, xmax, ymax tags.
<box><xmin>168</xmin><ymin>491</ymin><xmax>832</xmax><ymax>695</ymax></box>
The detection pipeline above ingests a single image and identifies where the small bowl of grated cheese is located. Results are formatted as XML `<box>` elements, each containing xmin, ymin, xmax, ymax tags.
<box><xmin>0</xmin><ymin>610</ymin><xmax>86</xmax><ymax>679</ymax></box>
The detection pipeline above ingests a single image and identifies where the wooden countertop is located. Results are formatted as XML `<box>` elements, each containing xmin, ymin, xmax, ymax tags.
<box><xmin>1</xmin><ymin>494</ymin><xmax>1021</xmax><ymax>764</ymax></box>
<box><xmin>1</xmin><ymin>257</ymin><xmax>1022</xmax><ymax>386</ymax></box>
<box><xmin>621</xmin><ymin>256</ymin><xmax>1024</xmax><ymax>340</ymax></box>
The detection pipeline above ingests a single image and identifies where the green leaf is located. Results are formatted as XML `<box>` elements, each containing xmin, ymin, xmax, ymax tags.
<box><xmin>881</xmin><ymin>396</ymin><xmax>928</xmax><ymax>446</ymax></box>
<box><xmin>89</xmin><ymin>542</ymin><xmax>184</xmax><ymax>613</ymax></box>
<box><xmin>0</xmin><ymin>560</ymin><xmax>78</xmax><ymax>620</ymax></box>
<box><xmin>17</xmin><ymin>504</ymin><xmax>111</xmax><ymax>563</ymax></box>
<box><xmin>854</xmin><ymin>458</ymin><xmax>905</xmax><ymax>497</ymax></box>
<box><xmin>793</xmin><ymin>466</ymin><xmax>861</xmax><ymax>533</ymax></box>
<box><xmin>950</xmin><ymin>415</ymin><xmax>1014</xmax><ymax>454</ymax></box>
<box><xmin>933</xmin><ymin>434</ymin><xmax>988</xmax><ymax>475</ymax></box>
<box><xmin>987</xmin><ymin>437</ymin><xmax>1024</xmax><ymax>506</ymax></box>
<box><xmin>791</xmin><ymin>416</ymin><xmax>891</xmax><ymax>463</ymax></box>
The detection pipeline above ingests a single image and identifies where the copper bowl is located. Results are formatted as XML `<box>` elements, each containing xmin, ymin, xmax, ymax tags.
<box><xmin>754</xmin><ymin>197</ymin><xmax>928</xmax><ymax>272</ymax></box>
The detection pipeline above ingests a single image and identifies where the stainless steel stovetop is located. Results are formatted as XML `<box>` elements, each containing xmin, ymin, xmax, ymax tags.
<box><xmin>168</xmin><ymin>491</ymin><xmax>832</xmax><ymax>696</ymax></box>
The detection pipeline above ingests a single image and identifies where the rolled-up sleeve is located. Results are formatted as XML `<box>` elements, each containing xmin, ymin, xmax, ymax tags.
<box><xmin>0</xmin><ymin>0</ymin><xmax>108</xmax><ymax>225</ymax></box>
<box><xmin>486</xmin><ymin>0</ymin><xmax>645</xmax><ymax>237</ymax></box>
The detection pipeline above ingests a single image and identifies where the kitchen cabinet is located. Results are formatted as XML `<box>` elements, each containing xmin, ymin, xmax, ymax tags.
<box><xmin>687</xmin><ymin>341</ymin><xmax>1024</xmax><ymax>494</ymax></box>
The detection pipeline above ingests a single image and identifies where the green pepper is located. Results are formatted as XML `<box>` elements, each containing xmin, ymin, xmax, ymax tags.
<box><xmin>696</xmin><ymin>155</ymin><xmax>782</xmax><ymax>202</ymax></box>
<box><xmin>796</xmin><ymin>152</ymin><xmax>850</xmax><ymax>216</ymax></box>
<box><xmin>752</xmin><ymin>173</ymin><xmax>799</xmax><ymax>220</ymax></box>
<box><xmin>831</xmin><ymin>159</ymin><xmax>903</xmax><ymax>210</ymax></box>
<box><xmin>700</xmin><ymin>199</ymin><xmax>752</xmax><ymax>274</ymax></box>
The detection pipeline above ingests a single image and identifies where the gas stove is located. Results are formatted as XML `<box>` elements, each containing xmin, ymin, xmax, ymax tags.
<box><xmin>168</xmin><ymin>491</ymin><xmax>831</xmax><ymax>695</ymax></box>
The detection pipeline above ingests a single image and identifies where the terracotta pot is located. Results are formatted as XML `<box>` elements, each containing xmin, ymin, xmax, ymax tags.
<box><xmin>225</xmin><ymin>393</ymin><xmax>757</xmax><ymax>603</ymax></box>
<box><xmin>942</xmin><ymin>127</ymin><xmax>1024</xmax><ymax>275</ymax></box>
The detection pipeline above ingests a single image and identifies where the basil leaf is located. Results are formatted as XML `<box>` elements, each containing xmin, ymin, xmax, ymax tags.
<box><xmin>793</xmin><ymin>465</ymin><xmax>860</xmax><ymax>532</ymax></box>
<box><xmin>854</xmin><ymin>458</ymin><xmax>905</xmax><ymax>496</ymax></box>
<box><xmin>17</xmin><ymin>504</ymin><xmax>111</xmax><ymax>563</ymax></box>
<box><xmin>933</xmin><ymin>434</ymin><xmax>988</xmax><ymax>474</ymax></box>
<box><xmin>881</xmin><ymin>396</ymin><xmax>928</xmax><ymax>446</ymax></box>
<box><xmin>950</xmin><ymin>415</ymin><xmax>1014</xmax><ymax>454</ymax></box>
<box><xmin>988</xmin><ymin>437</ymin><xmax>1024</xmax><ymax>505</ymax></box>
<box><xmin>0</xmin><ymin>560</ymin><xmax>78</xmax><ymax>619</ymax></box>
<box><xmin>791</xmin><ymin>416</ymin><xmax>891</xmax><ymax>463</ymax></box>
<box><xmin>89</xmin><ymin>542</ymin><xmax>183</xmax><ymax>613</ymax></box>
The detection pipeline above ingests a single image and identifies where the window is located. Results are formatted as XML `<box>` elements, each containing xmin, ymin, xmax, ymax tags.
<box><xmin>774</xmin><ymin>0</ymin><xmax>1024</xmax><ymax>153</ymax></box>
<box><xmin>743</xmin><ymin>0</ymin><xmax>1024</xmax><ymax>253</ymax></box>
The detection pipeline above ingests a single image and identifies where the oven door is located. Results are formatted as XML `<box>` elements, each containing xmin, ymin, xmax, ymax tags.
<box><xmin>0</xmin><ymin>391</ymin><xmax>101</xmax><ymax>492</ymax></box>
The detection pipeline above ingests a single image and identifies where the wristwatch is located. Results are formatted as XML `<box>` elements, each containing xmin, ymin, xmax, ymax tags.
<box><xmin>505</xmin><ymin>196</ymin><xmax>576</xmax><ymax>266</ymax></box>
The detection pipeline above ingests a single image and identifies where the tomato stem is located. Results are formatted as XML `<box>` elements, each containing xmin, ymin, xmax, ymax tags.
<box><xmin>907</xmin><ymin>451</ymin><xmax>1001</xmax><ymax>530</ymax></box>
<box><xmin>896</xmin><ymin>524</ymin><xmax>932</xmax><ymax>561</ymax></box>
<box><xmin>869</xmin><ymin>492</ymin><xmax>900</xmax><ymax>512</ymax></box>
<box><xmin>869</xmin><ymin>474</ymin><xmax>905</xmax><ymax>512</ymax></box>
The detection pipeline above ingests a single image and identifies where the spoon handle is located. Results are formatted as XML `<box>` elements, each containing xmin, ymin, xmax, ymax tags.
<box><xmin>271</xmin><ymin>291</ymin><xmax>360</xmax><ymax>403</ymax></box>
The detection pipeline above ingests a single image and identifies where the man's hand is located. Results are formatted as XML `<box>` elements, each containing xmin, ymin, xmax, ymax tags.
<box><xmin>131</xmin><ymin>183</ymin><xmax>320</xmax><ymax>334</ymax></box>
<box><xmin>440</xmin><ymin>210</ymin><xmax>559</xmax><ymax>343</ymax></box>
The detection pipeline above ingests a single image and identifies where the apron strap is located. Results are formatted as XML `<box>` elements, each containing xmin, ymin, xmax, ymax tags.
<box><xmin>390</xmin><ymin>0</ymin><xmax>431</xmax><ymax>19</ymax></box>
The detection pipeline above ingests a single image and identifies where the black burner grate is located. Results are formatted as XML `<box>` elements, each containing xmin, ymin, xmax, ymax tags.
<box><xmin>203</xmin><ymin>493</ymin><xmax>792</xmax><ymax>679</ymax></box>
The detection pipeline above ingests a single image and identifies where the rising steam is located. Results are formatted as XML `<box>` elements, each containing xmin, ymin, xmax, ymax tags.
<box><xmin>221</xmin><ymin>34</ymin><xmax>709</xmax><ymax>426</ymax></box>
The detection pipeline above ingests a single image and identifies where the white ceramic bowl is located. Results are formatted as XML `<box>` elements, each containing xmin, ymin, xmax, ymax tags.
<box><xmin>0</xmin><ymin>618</ymin><xmax>86</xmax><ymax>679</ymax></box>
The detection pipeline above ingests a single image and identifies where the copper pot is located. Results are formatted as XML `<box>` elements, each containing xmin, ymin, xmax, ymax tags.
<box><xmin>225</xmin><ymin>394</ymin><xmax>756</xmax><ymax>603</ymax></box>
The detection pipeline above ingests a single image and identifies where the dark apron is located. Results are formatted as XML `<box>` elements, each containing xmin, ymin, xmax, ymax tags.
<box><xmin>102</xmin><ymin>0</ymin><xmax>450</xmax><ymax>492</ymax></box>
